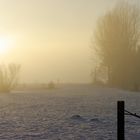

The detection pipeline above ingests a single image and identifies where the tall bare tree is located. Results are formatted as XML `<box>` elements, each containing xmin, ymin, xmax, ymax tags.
<box><xmin>92</xmin><ymin>2</ymin><xmax>140</xmax><ymax>90</ymax></box>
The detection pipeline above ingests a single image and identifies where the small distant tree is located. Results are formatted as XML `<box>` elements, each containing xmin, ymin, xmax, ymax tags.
<box><xmin>0</xmin><ymin>63</ymin><xmax>20</xmax><ymax>92</ymax></box>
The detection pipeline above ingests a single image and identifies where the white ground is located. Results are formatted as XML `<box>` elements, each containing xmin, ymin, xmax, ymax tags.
<box><xmin>0</xmin><ymin>84</ymin><xmax>139</xmax><ymax>140</ymax></box>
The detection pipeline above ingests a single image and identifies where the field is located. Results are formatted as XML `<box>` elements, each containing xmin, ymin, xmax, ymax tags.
<box><xmin>0</xmin><ymin>84</ymin><xmax>139</xmax><ymax>140</ymax></box>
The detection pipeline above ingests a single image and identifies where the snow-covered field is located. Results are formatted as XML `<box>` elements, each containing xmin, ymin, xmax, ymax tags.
<box><xmin>0</xmin><ymin>84</ymin><xmax>139</xmax><ymax>140</ymax></box>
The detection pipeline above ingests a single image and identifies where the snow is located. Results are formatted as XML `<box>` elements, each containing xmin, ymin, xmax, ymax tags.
<box><xmin>0</xmin><ymin>84</ymin><xmax>139</xmax><ymax>139</ymax></box>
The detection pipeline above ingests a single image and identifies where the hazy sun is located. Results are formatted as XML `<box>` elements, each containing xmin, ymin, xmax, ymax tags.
<box><xmin>0</xmin><ymin>37</ymin><xmax>13</xmax><ymax>54</ymax></box>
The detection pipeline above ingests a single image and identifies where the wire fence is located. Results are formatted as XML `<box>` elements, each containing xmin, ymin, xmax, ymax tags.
<box><xmin>117</xmin><ymin>101</ymin><xmax>140</xmax><ymax>140</ymax></box>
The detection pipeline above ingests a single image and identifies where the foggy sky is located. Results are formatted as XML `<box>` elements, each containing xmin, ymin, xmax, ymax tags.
<box><xmin>0</xmin><ymin>0</ymin><xmax>138</xmax><ymax>83</ymax></box>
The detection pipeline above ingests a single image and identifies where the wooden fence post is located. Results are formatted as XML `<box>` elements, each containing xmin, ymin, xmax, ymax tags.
<box><xmin>117</xmin><ymin>101</ymin><xmax>125</xmax><ymax>140</ymax></box>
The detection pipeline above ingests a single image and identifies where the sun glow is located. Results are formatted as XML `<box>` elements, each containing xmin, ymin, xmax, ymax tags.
<box><xmin>0</xmin><ymin>37</ymin><xmax>14</xmax><ymax>54</ymax></box>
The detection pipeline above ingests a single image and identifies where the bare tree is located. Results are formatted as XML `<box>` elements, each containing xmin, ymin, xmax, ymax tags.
<box><xmin>92</xmin><ymin>2</ymin><xmax>140</xmax><ymax>90</ymax></box>
<box><xmin>0</xmin><ymin>63</ymin><xmax>20</xmax><ymax>92</ymax></box>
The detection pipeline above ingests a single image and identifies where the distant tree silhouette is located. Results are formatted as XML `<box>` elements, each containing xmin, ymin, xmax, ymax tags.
<box><xmin>92</xmin><ymin>2</ymin><xmax>140</xmax><ymax>90</ymax></box>
<box><xmin>0</xmin><ymin>63</ymin><xmax>20</xmax><ymax>92</ymax></box>
<box><xmin>48</xmin><ymin>81</ymin><xmax>55</xmax><ymax>89</ymax></box>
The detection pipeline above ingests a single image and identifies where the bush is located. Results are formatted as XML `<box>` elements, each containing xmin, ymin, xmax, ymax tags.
<box><xmin>47</xmin><ymin>81</ymin><xmax>55</xmax><ymax>89</ymax></box>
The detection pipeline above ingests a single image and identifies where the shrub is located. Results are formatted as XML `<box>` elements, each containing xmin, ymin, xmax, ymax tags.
<box><xmin>47</xmin><ymin>81</ymin><xmax>55</xmax><ymax>89</ymax></box>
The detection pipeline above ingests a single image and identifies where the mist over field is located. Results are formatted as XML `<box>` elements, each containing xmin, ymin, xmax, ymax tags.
<box><xmin>0</xmin><ymin>0</ymin><xmax>140</xmax><ymax>140</ymax></box>
<box><xmin>0</xmin><ymin>0</ymin><xmax>120</xmax><ymax>84</ymax></box>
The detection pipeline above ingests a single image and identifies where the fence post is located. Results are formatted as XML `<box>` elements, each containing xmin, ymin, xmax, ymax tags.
<box><xmin>117</xmin><ymin>101</ymin><xmax>125</xmax><ymax>140</ymax></box>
